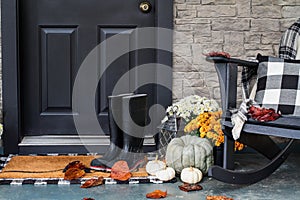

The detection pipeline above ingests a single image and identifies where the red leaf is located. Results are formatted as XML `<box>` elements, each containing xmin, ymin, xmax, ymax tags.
<box><xmin>248</xmin><ymin>106</ymin><xmax>280</xmax><ymax>122</ymax></box>
<box><xmin>146</xmin><ymin>190</ymin><xmax>167</xmax><ymax>199</ymax></box>
<box><xmin>204</xmin><ymin>51</ymin><xmax>230</xmax><ymax>58</ymax></box>
<box><xmin>64</xmin><ymin>168</ymin><xmax>85</xmax><ymax>180</ymax></box>
<box><xmin>81</xmin><ymin>177</ymin><xmax>104</xmax><ymax>188</ymax></box>
<box><xmin>206</xmin><ymin>196</ymin><xmax>233</xmax><ymax>200</ymax></box>
<box><xmin>178</xmin><ymin>183</ymin><xmax>203</xmax><ymax>192</ymax></box>
<box><xmin>110</xmin><ymin>161</ymin><xmax>132</xmax><ymax>181</ymax></box>
<box><xmin>63</xmin><ymin>161</ymin><xmax>90</xmax><ymax>173</ymax></box>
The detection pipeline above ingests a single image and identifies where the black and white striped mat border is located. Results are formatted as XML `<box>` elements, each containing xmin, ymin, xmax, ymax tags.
<box><xmin>0</xmin><ymin>154</ymin><xmax>176</xmax><ymax>185</ymax></box>
<box><xmin>0</xmin><ymin>177</ymin><xmax>174</xmax><ymax>186</ymax></box>
<box><xmin>0</xmin><ymin>154</ymin><xmax>13</xmax><ymax>172</ymax></box>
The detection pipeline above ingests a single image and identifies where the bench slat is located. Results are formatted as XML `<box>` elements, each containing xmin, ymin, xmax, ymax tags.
<box><xmin>223</xmin><ymin>113</ymin><xmax>300</xmax><ymax>139</ymax></box>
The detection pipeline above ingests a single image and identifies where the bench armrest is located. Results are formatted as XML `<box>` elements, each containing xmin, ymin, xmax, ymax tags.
<box><xmin>206</xmin><ymin>56</ymin><xmax>258</xmax><ymax>112</ymax></box>
<box><xmin>206</xmin><ymin>56</ymin><xmax>258</xmax><ymax>67</ymax></box>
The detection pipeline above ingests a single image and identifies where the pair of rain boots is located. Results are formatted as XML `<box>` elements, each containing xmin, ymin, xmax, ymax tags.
<box><xmin>90</xmin><ymin>93</ymin><xmax>147</xmax><ymax>172</ymax></box>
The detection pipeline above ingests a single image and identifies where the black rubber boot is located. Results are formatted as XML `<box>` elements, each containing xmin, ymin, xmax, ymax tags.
<box><xmin>105</xmin><ymin>94</ymin><xmax>148</xmax><ymax>171</ymax></box>
<box><xmin>90</xmin><ymin>93</ymin><xmax>133</xmax><ymax>171</ymax></box>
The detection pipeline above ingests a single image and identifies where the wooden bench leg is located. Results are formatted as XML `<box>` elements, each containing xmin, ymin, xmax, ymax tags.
<box><xmin>223</xmin><ymin>135</ymin><xmax>235</xmax><ymax>170</ymax></box>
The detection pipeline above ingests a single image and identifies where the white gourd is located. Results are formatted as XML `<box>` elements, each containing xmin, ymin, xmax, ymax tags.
<box><xmin>165</xmin><ymin>135</ymin><xmax>214</xmax><ymax>174</ymax></box>
<box><xmin>146</xmin><ymin>155</ymin><xmax>166</xmax><ymax>176</ymax></box>
<box><xmin>155</xmin><ymin>167</ymin><xmax>176</xmax><ymax>181</ymax></box>
<box><xmin>180</xmin><ymin>167</ymin><xmax>203</xmax><ymax>184</ymax></box>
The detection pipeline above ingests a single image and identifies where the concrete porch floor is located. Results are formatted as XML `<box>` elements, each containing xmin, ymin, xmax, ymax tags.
<box><xmin>0</xmin><ymin>151</ymin><xmax>299</xmax><ymax>200</ymax></box>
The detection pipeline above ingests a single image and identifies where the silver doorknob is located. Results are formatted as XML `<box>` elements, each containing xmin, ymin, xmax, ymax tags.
<box><xmin>140</xmin><ymin>2</ymin><xmax>151</xmax><ymax>13</ymax></box>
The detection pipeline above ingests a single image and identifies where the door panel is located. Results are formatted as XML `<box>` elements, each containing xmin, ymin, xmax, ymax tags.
<box><xmin>19</xmin><ymin>0</ymin><xmax>156</xmax><ymax>136</ymax></box>
<box><xmin>98</xmin><ymin>27</ymin><xmax>136</xmax><ymax>116</ymax></box>
<box><xmin>40</xmin><ymin>26</ymin><xmax>77</xmax><ymax>114</ymax></box>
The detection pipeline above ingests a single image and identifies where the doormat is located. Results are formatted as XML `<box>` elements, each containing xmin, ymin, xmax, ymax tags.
<box><xmin>0</xmin><ymin>154</ymin><xmax>174</xmax><ymax>185</ymax></box>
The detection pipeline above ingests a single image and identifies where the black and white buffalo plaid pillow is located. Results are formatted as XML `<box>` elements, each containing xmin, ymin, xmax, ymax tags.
<box><xmin>255</xmin><ymin>54</ymin><xmax>300</xmax><ymax>115</ymax></box>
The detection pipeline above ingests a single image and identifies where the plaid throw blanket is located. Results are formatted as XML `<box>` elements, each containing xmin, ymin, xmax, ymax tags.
<box><xmin>241</xmin><ymin>65</ymin><xmax>257</xmax><ymax>99</ymax></box>
<box><xmin>279</xmin><ymin>18</ymin><xmax>300</xmax><ymax>59</ymax></box>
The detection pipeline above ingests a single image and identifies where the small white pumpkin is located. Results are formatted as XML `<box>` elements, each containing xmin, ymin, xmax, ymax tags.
<box><xmin>146</xmin><ymin>155</ymin><xmax>166</xmax><ymax>176</ymax></box>
<box><xmin>155</xmin><ymin>167</ymin><xmax>176</xmax><ymax>181</ymax></box>
<box><xmin>180</xmin><ymin>167</ymin><xmax>203</xmax><ymax>184</ymax></box>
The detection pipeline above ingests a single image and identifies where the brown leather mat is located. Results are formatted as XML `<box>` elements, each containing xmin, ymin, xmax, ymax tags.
<box><xmin>0</xmin><ymin>155</ymin><xmax>111</xmax><ymax>179</ymax></box>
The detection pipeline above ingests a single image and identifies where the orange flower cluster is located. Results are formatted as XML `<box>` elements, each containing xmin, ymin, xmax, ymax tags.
<box><xmin>184</xmin><ymin>111</ymin><xmax>244</xmax><ymax>151</ymax></box>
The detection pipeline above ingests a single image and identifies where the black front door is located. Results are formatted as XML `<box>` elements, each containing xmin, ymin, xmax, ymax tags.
<box><xmin>6</xmin><ymin>0</ymin><xmax>173</xmax><ymax>154</ymax></box>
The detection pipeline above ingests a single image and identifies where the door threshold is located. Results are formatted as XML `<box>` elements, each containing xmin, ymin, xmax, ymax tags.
<box><xmin>18</xmin><ymin>135</ymin><xmax>156</xmax><ymax>154</ymax></box>
<box><xmin>20</xmin><ymin>135</ymin><xmax>110</xmax><ymax>146</ymax></box>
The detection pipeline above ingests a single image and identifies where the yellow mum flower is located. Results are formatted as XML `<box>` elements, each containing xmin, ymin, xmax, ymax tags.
<box><xmin>200</xmin><ymin>125</ymin><xmax>211</xmax><ymax>133</ymax></box>
<box><xmin>217</xmin><ymin>136</ymin><xmax>224</xmax><ymax>143</ymax></box>
<box><xmin>202</xmin><ymin>112</ymin><xmax>210</xmax><ymax>119</ymax></box>
<box><xmin>206</xmin><ymin>131</ymin><xmax>214</xmax><ymax>139</ymax></box>
<box><xmin>215</xmin><ymin>141</ymin><xmax>221</xmax><ymax>147</ymax></box>
<box><xmin>217</xmin><ymin>130</ymin><xmax>224</xmax><ymax>136</ymax></box>
<box><xmin>199</xmin><ymin>119</ymin><xmax>207</xmax><ymax>126</ymax></box>
<box><xmin>204</xmin><ymin>120</ymin><xmax>211</xmax><ymax>127</ymax></box>
<box><xmin>237</xmin><ymin>143</ymin><xmax>244</xmax><ymax>151</ymax></box>
<box><xmin>200</xmin><ymin>132</ymin><xmax>206</xmax><ymax>138</ymax></box>
<box><xmin>209</xmin><ymin>117</ymin><xmax>217</xmax><ymax>124</ymax></box>
<box><xmin>214</xmin><ymin>124</ymin><xmax>221</xmax><ymax>132</ymax></box>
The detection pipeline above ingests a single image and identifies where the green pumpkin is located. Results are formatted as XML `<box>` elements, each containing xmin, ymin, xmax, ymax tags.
<box><xmin>165</xmin><ymin>135</ymin><xmax>214</xmax><ymax>174</ymax></box>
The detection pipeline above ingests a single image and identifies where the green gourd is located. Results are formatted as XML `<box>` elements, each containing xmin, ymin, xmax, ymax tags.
<box><xmin>165</xmin><ymin>135</ymin><xmax>214</xmax><ymax>174</ymax></box>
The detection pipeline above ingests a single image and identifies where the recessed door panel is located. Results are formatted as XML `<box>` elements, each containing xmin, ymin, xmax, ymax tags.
<box><xmin>98</xmin><ymin>27</ymin><xmax>137</xmax><ymax>115</ymax></box>
<box><xmin>40</xmin><ymin>27</ymin><xmax>77</xmax><ymax>114</ymax></box>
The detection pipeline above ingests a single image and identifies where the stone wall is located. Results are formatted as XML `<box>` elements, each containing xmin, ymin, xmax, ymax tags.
<box><xmin>0</xmin><ymin>1</ymin><xmax>300</xmax><ymax>120</ymax></box>
<box><xmin>173</xmin><ymin>0</ymin><xmax>300</xmax><ymax>104</ymax></box>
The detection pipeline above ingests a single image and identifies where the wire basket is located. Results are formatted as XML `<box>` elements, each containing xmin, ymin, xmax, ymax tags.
<box><xmin>157</xmin><ymin>113</ymin><xmax>182</xmax><ymax>158</ymax></box>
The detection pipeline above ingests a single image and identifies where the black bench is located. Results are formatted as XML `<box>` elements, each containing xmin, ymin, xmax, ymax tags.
<box><xmin>206</xmin><ymin>56</ymin><xmax>298</xmax><ymax>184</ymax></box>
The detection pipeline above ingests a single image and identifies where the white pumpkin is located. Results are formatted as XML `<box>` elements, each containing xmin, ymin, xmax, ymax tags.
<box><xmin>155</xmin><ymin>167</ymin><xmax>176</xmax><ymax>181</ymax></box>
<box><xmin>180</xmin><ymin>167</ymin><xmax>203</xmax><ymax>184</ymax></box>
<box><xmin>146</xmin><ymin>156</ymin><xmax>166</xmax><ymax>176</ymax></box>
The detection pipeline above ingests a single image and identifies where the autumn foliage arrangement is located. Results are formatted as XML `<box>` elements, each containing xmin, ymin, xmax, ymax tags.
<box><xmin>184</xmin><ymin>110</ymin><xmax>244</xmax><ymax>151</ymax></box>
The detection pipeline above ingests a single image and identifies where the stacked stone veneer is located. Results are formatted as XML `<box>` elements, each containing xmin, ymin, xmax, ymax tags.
<box><xmin>0</xmin><ymin>1</ymin><xmax>300</xmax><ymax>122</ymax></box>
<box><xmin>173</xmin><ymin>0</ymin><xmax>300</xmax><ymax>104</ymax></box>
